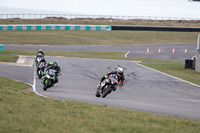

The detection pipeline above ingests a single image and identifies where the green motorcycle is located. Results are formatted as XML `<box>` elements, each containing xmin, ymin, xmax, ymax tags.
<box><xmin>42</xmin><ymin>69</ymin><xmax>56</xmax><ymax>91</ymax></box>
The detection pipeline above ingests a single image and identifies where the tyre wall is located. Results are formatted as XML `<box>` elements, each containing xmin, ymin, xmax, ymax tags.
<box><xmin>1</xmin><ymin>25</ymin><xmax>200</xmax><ymax>32</ymax></box>
<box><xmin>0</xmin><ymin>25</ymin><xmax>112</xmax><ymax>31</ymax></box>
<box><xmin>112</xmin><ymin>26</ymin><xmax>200</xmax><ymax>32</ymax></box>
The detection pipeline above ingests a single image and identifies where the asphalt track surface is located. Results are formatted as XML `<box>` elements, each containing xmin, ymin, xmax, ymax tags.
<box><xmin>1</xmin><ymin>44</ymin><xmax>200</xmax><ymax>120</ymax></box>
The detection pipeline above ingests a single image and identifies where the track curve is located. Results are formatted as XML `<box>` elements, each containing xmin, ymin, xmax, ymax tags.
<box><xmin>1</xmin><ymin>43</ymin><xmax>200</xmax><ymax>120</ymax></box>
<box><xmin>34</xmin><ymin>57</ymin><xmax>200</xmax><ymax>120</ymax></box>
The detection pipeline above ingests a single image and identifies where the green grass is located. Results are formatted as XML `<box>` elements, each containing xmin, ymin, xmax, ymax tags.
<box><xmin>0</xmin><ymin>76</ymin><xmax>200</xmax><ymax>133</ymax></box>
<box><xmin>2</xmin><ymin>49</ymin><xmax>127</xmax><ymax>61</ymax></box>
<box><xmin>0</xmin><ymin>30</ymin><xmax>199</xmax><ymax>45</ymax></box>
<box><xmin>143</xmin><ymin>63</ymin><xmax>200</xmax><ymax>85</ymax></box>
<box><xmin>0</xmin><ymin>53</ymin><xmax>18</xmax><ymax>62</ymax></box>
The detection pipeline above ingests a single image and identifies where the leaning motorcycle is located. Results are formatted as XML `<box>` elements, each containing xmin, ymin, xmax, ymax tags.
<box><xmin>36</xmin><ymin>62</ymin><xmax>46</xmax><ymax>79</ymax></box>
<box><xmin>42</xmin><ymin>69</ymin><xmax>56</xmax><ymax>91</ymax></box>
<box><xmin>35</xmin><ymin>57</ymin><xmax>42</xmax><ymax>66</ymax></box>
<box><xmin>96</xmin><ymin>74</ymin><xmax>118</xmax><ymax>98</ymax></box>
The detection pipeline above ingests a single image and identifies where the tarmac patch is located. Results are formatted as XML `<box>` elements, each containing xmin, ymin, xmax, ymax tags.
<box><xmin>0</xmin><ymin>55</ymin><xmax>34</xmax><ymax>67</ymax></box>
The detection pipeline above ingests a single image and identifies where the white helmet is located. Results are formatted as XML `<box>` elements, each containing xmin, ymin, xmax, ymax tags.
<box><xmin>117</xmin><ymin>67</ymin><xmax>124</xmax><ymax>77</ymax></box>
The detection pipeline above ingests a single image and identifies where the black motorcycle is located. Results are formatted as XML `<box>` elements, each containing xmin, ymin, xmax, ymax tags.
<box><xmin>96</xmin><ymin>74</ymin><xmax>118</xmax><ymax>98</ymax></box>
<box><xmin>35</xmin><ymin>57</ymin><xmax>42</xmax><ymax>66</ymax></box>
<box><xmin>42</xmin><ymin>69</ymin><xmax>56</xmax><ymax>91</ymax></box>
<box><xmin>37</xmin><ymin>62</ymin><xmax>46</xmax><ymax>79</ymax></box>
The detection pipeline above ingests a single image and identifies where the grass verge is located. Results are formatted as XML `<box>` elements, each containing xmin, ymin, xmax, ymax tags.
<box><xmin>142</xmin><ymin>62</ymin><xmax>200</xmax><ymax>85</ymax></box>
<box><xmin>0</xmin><ymin>30</ymin><xmax>199</xmax><ymax>45</ymax></box>
<box><xmin>0</xmin><ymin>53</ymin><xmax>18</xmax><ymax>62</ymax></box>
<box><xmin>0</xmin><ymin>76</ymin><xmax>200</xmax><ymax>133</ymax></box>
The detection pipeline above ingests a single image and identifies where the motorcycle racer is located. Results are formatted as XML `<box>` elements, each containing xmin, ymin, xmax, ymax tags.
<box><xmin>37</xmin><ymin>57</ymin><xmax>46</xmax><ymax>67</ymax></box>
<box><xmin>36</xmin><ymin>49</ymin><xmax>44</xmax><ymax>57</ymax></box>
<box><xmin>35</xmin><ymin>49</ymin><xmax>45</xmax><ymax>66</ymax></box>
<box><xmin>36</xmin><ymin>57</ymin><xmax>47</xmax><ymax>79</ymax></box>
<box><xmin>96</xmin><ymin>73</ymin><xmax>119</xmax><ymax>98</ymax></box>
<box><xmin>42</xmin><ymin>61</ymin><xmax>61</xmax><ymax>85</ymax></box>
<box><xmin>97</xmin><ymin>67</ymin><xmax>125</xmax><ymax>89</ymax></box>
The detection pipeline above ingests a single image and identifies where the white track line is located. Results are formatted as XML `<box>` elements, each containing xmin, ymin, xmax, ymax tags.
<box><xmin>16</xmin><ymin>56</ymin><xmax>46</xmax><ymax>97</ymax></box>
<box><xmin>10</xmin><ymin>61</ymin><xmax>46</xmax><ymax>97</ymax></box>
<box><xmin>125</xmin><ymin>51</ymin><xmax>130</xmax><ymax>58</ymax></box>
<box><xmin>33</xmin><ymin>64</ymin><xmax>46</xmax><ymax>97</ymax></box>
<box><xmin>136</xmin><ymin>63</ymin><xmax>200</xmax><ymax>88</ymax></box>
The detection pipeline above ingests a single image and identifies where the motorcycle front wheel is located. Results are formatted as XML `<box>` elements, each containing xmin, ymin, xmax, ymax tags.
<box><xmin>102</xmin><ymin>86</ymin><xmax>111</xmax><ymax>98</ymax></box>
<box><xmin>95</xmin><ymin>87</ymin><xmax>101</xmax><ymax>97</ymax></box>
<box><xmin>38</xmin><ymin>70</ymin><xmax>42</xmax><ymax>79</ymax></box>
<box><xmin>43</xmin><ymin>79</ymin><xmax>50</xmax><ymax>91</ymax></box>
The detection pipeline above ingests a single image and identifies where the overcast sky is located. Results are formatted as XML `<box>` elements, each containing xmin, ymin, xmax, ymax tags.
<box><xmin>0</xmin><ymin>0</ymin><xmax>200</xmax><ymax>18</ymax></box>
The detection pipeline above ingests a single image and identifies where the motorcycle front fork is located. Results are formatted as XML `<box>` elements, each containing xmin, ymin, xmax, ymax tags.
<box><xmin>42</xmin><ymin>77</ymin><xmax>46</xmax><ymax>84</ymax></box>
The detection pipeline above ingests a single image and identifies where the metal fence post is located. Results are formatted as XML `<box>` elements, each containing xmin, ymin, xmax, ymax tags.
<box><xmin>197</xmin><ymin>34</ymin><xmax>200</xmax><ymax>54</ymax></box>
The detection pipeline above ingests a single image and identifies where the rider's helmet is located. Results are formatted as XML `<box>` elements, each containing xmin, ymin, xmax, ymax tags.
<box><xmin>37</xmin><ymin>49</ymin><xmax>44</xmax><ymax>56</ymax></box>
<box><xmin>53</xmin><ymin>62</ymin><xmax>58</xmax><ymax>68</ymax></box>
<box><xmin>38</xmin><ymin>49</ymin><xmax>43</xmax><ymax>52</ymax></box>
<box><xmin>49</xmin><ymin>61</ymin><xmax>54</xmax><ymax>66</ymax></box>
<box><xmin>117</xmin><ymin>67</ymin><xmax>124</xmax><ymax>77</ymax></box>
<box><xmin>37</xmin><ymin>53</ymin><xmax>43</xmax><ymax>57</ymax></box>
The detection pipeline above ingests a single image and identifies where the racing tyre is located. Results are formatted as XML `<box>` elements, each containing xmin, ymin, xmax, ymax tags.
<box><xmin>96</xmin><ymin>91</ymin><xmax>100</xmax><ymax>97</ymax></box>
<box><xmin>43</xmin><ymin>80</ymin><xmax>50</xmax><ymax>91</ymax></box>
<box><xmin>102</xmin><ymin>86</ymin><xmax>111</xmax><ymax>98</ymax></box>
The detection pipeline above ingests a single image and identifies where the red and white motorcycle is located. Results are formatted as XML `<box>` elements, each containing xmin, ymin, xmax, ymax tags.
<box><xmin>96</xmin><ymin>74</ymin><xmax>118</xmax><ymax>98</ymax></box>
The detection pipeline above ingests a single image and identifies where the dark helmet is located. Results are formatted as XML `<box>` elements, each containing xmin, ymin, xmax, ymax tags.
<box><xmin>53</xmin><ymin>62</ymin><xmax>58</xmax><ymax>68</ymax></box>
<box><xmin>37</xmin><ymin>53</ymin><xmax>43</xmax><ymax>57</ymax></box>
<box><xmin>117</xmin><ymin>67</ymin><xmax>124</xmax><ymax>77</ymax></box>
<box><xmin>37</xmin><ymin>49</ymin><xmax>44</xmax><ymax>56</ymax></box>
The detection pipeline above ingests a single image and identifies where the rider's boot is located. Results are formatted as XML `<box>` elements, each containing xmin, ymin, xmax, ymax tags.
<box><xmin>54</xmin><ymin>77</ymin><xmax>58</xmax><ymax>84</ymax></box>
